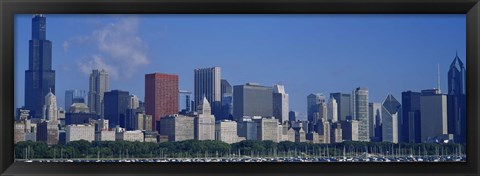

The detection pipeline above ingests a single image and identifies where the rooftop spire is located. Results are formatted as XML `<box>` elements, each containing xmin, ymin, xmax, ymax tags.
<box><xmin>437</xmin><ymin>63</ymin><xmax>441</xmax><ymax>93</ymax></box>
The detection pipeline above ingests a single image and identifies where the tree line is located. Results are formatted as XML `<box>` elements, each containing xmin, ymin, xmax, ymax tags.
<box><xmin>14</xmin><ymin>140</ymin><xmax>466</xmax><ymax>159</ymax></box>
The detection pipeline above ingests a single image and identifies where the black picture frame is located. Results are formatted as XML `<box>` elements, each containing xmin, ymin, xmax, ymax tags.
<box><xmin>1</xmin><ymin>0</ymin><xmax>479</xmax><ymax>175</ymax></box>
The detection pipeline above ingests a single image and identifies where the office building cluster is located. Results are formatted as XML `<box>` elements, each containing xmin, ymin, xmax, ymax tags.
<box><xmin>14</xmin><ymin>15</ymin><xmax>467</xmax><ymax>146</ymax></box>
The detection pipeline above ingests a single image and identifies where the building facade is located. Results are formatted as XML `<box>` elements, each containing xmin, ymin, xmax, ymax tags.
<box><xmin>104</xmin><ymin>90</ymin><xmax>130</xmax><ymax>128</ymax></box>
<box><xmin>145</xmin><ymin>73</ymin><xmax>179</xmax><ymax>131</ymax></box>
<box><xmin>159</xmin><ymin>114</ymin><xmax>195</xmax><ymax>142</ymax></box>
<box><xmin>401</xmin><ymin>91</ymin><xmax>422</xmax><ymax>143</ymax></box>
<box><xmin>420</xmin><ymin>89</ymin><xmax>449</xmax><ymax>142</ymax></box>
<box><xmin>65</xmin><ymin>124</ymin><xmax>95</xmax><ymax>143</ymax></box>
<box><xmin>272</xmin><ymin>84</ymin><xmax>289</xmax><ymax>123</ymax></box>
<box><xmin>381</xmin><ymin>95</ymin><xmax>401</xmax><ymax>143</ymax></box>
<box><xmin>88</xmin><ymin>69</ymin><xmax>109</xmax><ymax>117</ymax></box>
<box><xmin>330</xmin><ymin>93</ymin><xmax>352</xmax><ymax>121</ymax></box>
<box><xmin>194</xmin><ymin>67</ymin><xmax>222</xmax><ymax>118</ymax></box>
<box><xmin>369</xmin><ymin>102</ymin><xmax>382</xmax><ymax>141</ymax></box>
<box><xmin>233</xmin><ymin>83</ymin><xmax>273</xmax><ymax>121</ymax></box>
<box><xmin>25</xmin><ymin>14</ymin><xmax>56</xmax><ymax>119</ymax></box>
<box><xmin>447</xmin><ymin>53</ymin><xmax>466</xmax><ymax>143</ymax></box>
<box><xmin>42</xmin><ymin>89</ymin><xmax>58</xmax><ymax>122</ymax></box>
<box><xmin>195</xmin><ymin>97</ymin><xmax>216</xmax><ymax>140</ymax></box>
<box><xmin>352</xmin><ymin>87</ymin><xmax>369</xmax><ymax>142</ymax></box>
<box><xmin>215</xmin><ymin>120</ymin><xmax>238</xmax><ymax>144</ymax></box>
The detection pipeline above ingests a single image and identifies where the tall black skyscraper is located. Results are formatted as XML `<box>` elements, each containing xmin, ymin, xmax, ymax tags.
<box><xmin>25</xmin><ymin>14</ymin><xmax>55</xmax><ymax>119</ymax></box>
<box><xmin>401</xmin><ymin>91</ymin><xmax>421</xmax><ymax>143</ymax></box>
<box><xmin>104</xmin><ymin>90</ymin><xmax>130</xmax><ymax>128</ymax></box>
<box><xmin>447</xmin><ymin>52</ymin><xmax>466</xmax><ymax>143</ymax></box>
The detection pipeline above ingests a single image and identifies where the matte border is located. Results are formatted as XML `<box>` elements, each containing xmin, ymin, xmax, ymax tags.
<box><xmin>1</xmin><ymin>0</ymin><xmax>479</xmax><ymax>175</ymax></box>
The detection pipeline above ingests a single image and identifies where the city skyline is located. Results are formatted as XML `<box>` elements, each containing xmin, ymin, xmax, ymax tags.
<box><xmin>14</xmin><ymin>14</ymin><xmax>466</xmax><ymax>119</ymax></box>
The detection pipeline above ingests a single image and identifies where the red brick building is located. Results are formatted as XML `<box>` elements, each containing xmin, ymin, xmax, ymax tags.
<box><xmin>145</xmin><ymin>73</ymin><xmax>179</xmax><ymax>131</ymax></box>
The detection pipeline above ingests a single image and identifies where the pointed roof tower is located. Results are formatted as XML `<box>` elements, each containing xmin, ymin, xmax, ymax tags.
<box><xmin>450</xmin><ymin>51</ymin><xmax>465</xmax><ymax>72</ymax></box>
<box><xmin>197</xmin><ymin>96</ymin><xmax>211</xmax><ymax>114</ymax></box>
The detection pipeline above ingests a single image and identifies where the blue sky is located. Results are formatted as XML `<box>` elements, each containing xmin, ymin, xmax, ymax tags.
<box><xmin>14</xmin><ymin>14</ymin><xmax>466</xmax><ymax>120</ymax></box>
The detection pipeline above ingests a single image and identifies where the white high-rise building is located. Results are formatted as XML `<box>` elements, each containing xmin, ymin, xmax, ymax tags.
<box><xmin>195</xmin><ymin>97</ymin><xmax>216</xmax><ymax>140</ymax></box>
<box><xmin>381</xmin><ymin>95</ymin><xmax>401</xmax><ymax>143</ymax></box>
<box><xmin>353</xmin><ymin>87</ymin><xmax>369</xmax><ymax>142</ymax></box>
<box><xmin>273</xmin><ymin>84</ymin><xmax>289</xmax><ymax>123</ymax></box>
<box><xmin>129</xmin><ymin>94</ymin><xmax>140</xmax><ymax>109</ymax></box>
<box><xmin>328</xmin><ymin>97</ymin><xmax>338</xmax><ymax>122</ymax></box>
<box><xmin>215</xmin><ymin>120</ymin><xmax>238</xmax><ymax>144</ymax></box>
<box><xmin>42</xmin><ymin>89</ymin><xmax>58</xmax><ymax>123</ymax></box>
<box><xmin>88</xmin><ymin>69</ymin><xmax>109</xmax><ymax>117</ymax></box>
<box><xmin>66</xmin><ymin>124</ymin><xmax>95</xmax><ymax>143</ymax></box>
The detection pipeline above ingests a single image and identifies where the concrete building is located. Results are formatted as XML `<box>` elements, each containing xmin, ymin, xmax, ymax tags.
<box><xmin>195</xmin><ymin>97</ymin><xmax>215</xmax><ymax>140</ymax></box>
<box><xmin>144</xmin><ymin>131</ymin><xmax>159</xmax><ymax>143</ymax></box>
<box><xmin>381</xmin><ymin>95</ymin><xmax>401</xmax><ymax>143</ymax></box>
<box><xmin>65</xmin><ymin>89</ymin><xmax>86</xmax><ymax>112</ymax></box>
<box><xmin>69</xmin><ymin>103</ymin><xmax>89</xmax><ymax>113</ymax></box>
<box><xmin>145</xmin><ymin>73</ymin><xmax>179</xmax><ymax>131</ymax></box>
<box><xmin>286</xmin><ymin>127</ymin><xmax>296</xmax><ymax>142</ymax></box>
<box><xmin>36</xmin><ymin>121</ymin><xmax>59</xmax><ymax>145</ymax></box>
<box><xmin>215</xmin><ymin>120</ymin><xmax>238</xmax><ymax>144</ymax></box>
<box><xmin>88</xmin><ymin>69</ymin><xmax>109</xmax><ymax>117</ymax></box>
<box><xmin>295</xmin><ymin>127</ymin><xmax>306</xmax><ymax>143</ymax></box>
<box><xmin>194</xmin><ymin>67</ymin><xmax>222</xmax><ymax>118</ymax></box>
<box><xmin>353</xmin><ymin>87</ymin><xmax>369</xmax><ymax>141</ymax></box>
<box><xmin>233</xmin><ymin>83</ymin><xmax>273</xmax><ymax>121</ymax></box>
<box><xmin>330</xmin><ymin>122</ymin><xmax>343</xmax><ymax>143</ymax></box>
<box><xmin>95</xmin><ymin>130</ymin><xmax>116</xmax><ymax>141</ymax></box>
<box><xmin>116</xmin><ymin>130</ymin><xmax>144</xmax><ymax>142</ymax></box>
<box><xmin>254</xmin><ymin>117</ymin><xmax>279</xmax><ymax>142</ymax></box>
<box><xmin>42</xmin><ymin>89</ymin><xmax>58</xmax><ymax>122</ymax></box>
<box><xmin>420</xmin><ymin>89</ymin><xmax>450</xmax><ymax>142</ymax></box>
<box><xmin>328</xmin><ymin>98</ymin><xmax>338</xmax><ymax>122</ymax></box>
<box><xmin>159</xmin><ymin>114</ymin><xmax>195</xmax><ymax>142</ymax></box>
<box><xmin>65</xmin><ymin>124</ymin><xmax>95</xmax><ymax>143</ymax></box>
<box><xmin>273</xmin><ymin>84</ymin><xmax>289</xmax><ymax>123</ymax></box>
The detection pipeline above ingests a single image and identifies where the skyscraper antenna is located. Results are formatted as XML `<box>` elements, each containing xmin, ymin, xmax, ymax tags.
<box><xmin>437</xmin><ymin>63</ymin><xmax>441</xmax><ymax>93</ymax></box>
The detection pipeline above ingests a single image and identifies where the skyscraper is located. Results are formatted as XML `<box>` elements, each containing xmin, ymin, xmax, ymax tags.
<box><xmin>447</xmin><ymin>52</ymin><xmax>466</xmax><ymax>143</ymax></box>
<box><xmin>65</xmin><ymin>89</ymin><xmax>86</xmax><ymax>111</ymax></box>
<box><xmin>88</xmin><ymin>69</ymin><xmax>109</xmax><ymax>117</ymax></box>
<box><xmin>273</xmin><ymin>84</ymin><xmax>289</xmax><ymax>123</ymax></box>
<box><xmin>42</xmin><ymin>89</ymin><xmax>58</xmax><ymax>123</ymax></box>
<box><xmin>401</xmin><ymin>91</ymin><xmax>421</xmax><ymax>143</ymax></box>
<box><xmin>25</xmin><ymin>14</ymin><xmax>55</xmax><ymax>119</ymax></box>
<box><xmin>307</xmin><ymin>93</ymin><xmax>325</xmax><ymax>123</ymax></box>
<box><xmin>221</xmin><ymin>79</ymin><xmax>233</xmax><ymax>120</ymax></box>
<box><xmin>420</xmin><ymin>89</ymin><xmax>449</xmax><ymax>142</ymax></box>
<box><xmin>145</xmin><ymin>73</ymin><xmax>179</xmax><ymax>131</ymax></box>
<box><xmin>328</xmin><ymin>97</ymin><xmax>338</xmax><ymax>122</ymax></box>
<box><xmin>194</xmin><ymin>67</ymin><xmax>221</xmax><ymax>118</ymax></box>
<box><xmin>330</xmin><ymin>93</ymin><xmax>352</xmax><ymax>121</ymax></box>
<box><xmin>368</xmin><ymin>102</ymin><xmax>382</xmax><ymax>141</ymax></box>
<box><xmin>233</xmin><ymin>83</ymin><xmax>273</xmax><ymax>121</ymax></box>
<box><xmin>194</xmin><ymin>97</ymin><xmax>215</xmax><ymax>140</ymax></box>
<box><xmin>353</xmin><ymin>87</ymin><xmax>369</xmax><ymax>142</ymax></box>
<box><xmin>381</xmin><ymin>94</ymin><xmax>401</xmax><ymax>143</ymax></box>
<box><xmin>103</xmin><ymin>90</ymin><xmax>130</xmax><ymax>128</ymax></box>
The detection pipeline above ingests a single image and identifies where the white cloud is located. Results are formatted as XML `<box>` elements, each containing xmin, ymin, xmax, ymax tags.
<box><xmin>64</xmin><ymin>16</ymin><xmax>149</xmax><ymax>80</ymax></box>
